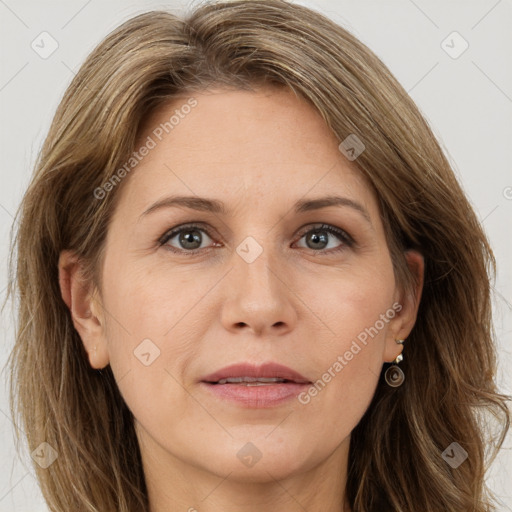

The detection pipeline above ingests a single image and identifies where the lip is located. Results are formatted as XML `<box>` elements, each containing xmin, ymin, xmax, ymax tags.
<box><xmin>201</xmin><ymin>362</ymin><xmax>311</xmax><ymax>384</ymax></box>
<box><xmin>199</xmin><ymin>362</ymin><xmax>312</xmax><ymax>408</ymax></box>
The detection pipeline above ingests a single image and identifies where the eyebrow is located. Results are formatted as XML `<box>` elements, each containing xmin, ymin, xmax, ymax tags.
<box><xmin>140</xmin><ymin>194</ymin><xmax>372</xmax><ymax>224</ymax></box>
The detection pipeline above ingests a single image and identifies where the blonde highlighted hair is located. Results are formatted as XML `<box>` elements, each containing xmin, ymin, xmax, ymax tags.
<box><xmin>5</xmin><ymin>0</ymin><xmax>510</xmax><ymax>510</ymax></box>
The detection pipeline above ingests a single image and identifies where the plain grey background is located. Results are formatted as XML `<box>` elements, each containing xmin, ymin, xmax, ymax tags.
<box><xmin>1</xmin><ymin>0</ymin><xmax>511</xmax><ymax>510</ymax></box>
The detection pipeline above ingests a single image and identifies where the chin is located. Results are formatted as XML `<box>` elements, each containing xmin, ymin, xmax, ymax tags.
<box><xmin>196</xmin><ymin>437</ymin><xmax>313</xmax><ymax>482</ymax></box>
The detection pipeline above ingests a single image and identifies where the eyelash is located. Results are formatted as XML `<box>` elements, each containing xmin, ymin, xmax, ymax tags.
<box><xmin>158</xmin><ymin>222</ymin><xmax>355</xmax><ymax>256</ymax></box>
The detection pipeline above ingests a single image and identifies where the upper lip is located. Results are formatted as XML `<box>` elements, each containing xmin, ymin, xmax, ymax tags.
<box><xmin>201</xmin><ymin>362</ymin><xmax>311</xmax><ymax>384</ymax></box>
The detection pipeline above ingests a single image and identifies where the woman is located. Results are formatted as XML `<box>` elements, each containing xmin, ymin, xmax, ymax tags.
<box><xmin>5</xmin><ymin>0</ymin><xmax>510</xmax><ymax>510</ymax></box>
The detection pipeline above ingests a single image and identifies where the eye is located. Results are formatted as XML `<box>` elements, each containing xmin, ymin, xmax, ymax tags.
<box><xmin>158</xmin><ymin>222</ymin><xmax>354</xmax><ymax>255</ymax></box>
<box><xmin>294</xmin><ymin>223</ymin><xmax>354</xmax><ymax>254</ymax></box>
<box><xmin>159</xmin><ymin>223</ymin><xmax>217</xmax><ymax>254</ymax></box>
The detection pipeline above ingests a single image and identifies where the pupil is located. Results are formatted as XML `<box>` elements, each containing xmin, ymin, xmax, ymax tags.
<box><xmin>180</xmin><ymin>230</ymin><xmax>201</xmax><ymax>249</ymax></box>
<box><xmin>308</xmin><ymin>231</ymin><xmax>328</xmax><ymax>249</ymax></box>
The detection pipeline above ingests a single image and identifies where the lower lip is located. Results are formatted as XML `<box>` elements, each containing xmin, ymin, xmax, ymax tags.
<box><xmin>200</xmin><ymin>382</ymin><xmax>311</xmax><ymax>408</ymax></box>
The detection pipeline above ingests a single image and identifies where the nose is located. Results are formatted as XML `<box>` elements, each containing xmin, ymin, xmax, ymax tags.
<box><xmin>220</xmin><ymin>242</ymin><xmax>298</xmax><ymax>337</ymax></box>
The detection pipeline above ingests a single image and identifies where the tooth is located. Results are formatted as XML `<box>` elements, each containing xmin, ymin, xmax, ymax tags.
<box><xmin>216</xmin><ymin>377</ymin><xmax>287</xmax><ymax>384</ymax></box>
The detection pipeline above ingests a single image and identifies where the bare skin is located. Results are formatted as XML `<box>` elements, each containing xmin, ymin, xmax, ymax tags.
<box><xmin>59</xmin><ymin>85</ymin><xmax>423</xmax><ymax>512</ymax></box>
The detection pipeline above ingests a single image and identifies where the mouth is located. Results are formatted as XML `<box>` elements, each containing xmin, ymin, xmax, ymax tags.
<box><xmin>200</xmin><ymin>362</ymin><xmax>311</xmax><ymax>384</ymax></box>
<box><xmin>206</xmin><ymin>376</ymin><xmax>306</xmax><ymax>385</ymax></box>
<box><xmin>199</xmin><ymin>362</ymin><xmax>312</xmax><ymax>407</ymax></box>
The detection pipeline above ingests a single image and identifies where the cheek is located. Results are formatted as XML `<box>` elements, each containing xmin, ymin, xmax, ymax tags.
<box><xmin>101</xmin><ymin>257</ymin><xmax>193</xmax><ymax>339</ymax></box>
<box><xmin>295</xmin><ymin>261</ymin><xmax>396</xmax><ymax>410</ymax></box>
<box><xmin>299</xmin><ymin>258</ymin><xmax>396</xmax><ymax>346</ymax></box>
<box><xmin>99</xmin><ymin>261</ymin><xmax>214</xmax><ymax>403</ymax></box>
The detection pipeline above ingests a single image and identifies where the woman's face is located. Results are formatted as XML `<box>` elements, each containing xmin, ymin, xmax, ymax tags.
<box><xmin>71</xmin><ymin>86</ymin><xmax>422</xmax><ymax>487</ymax></box>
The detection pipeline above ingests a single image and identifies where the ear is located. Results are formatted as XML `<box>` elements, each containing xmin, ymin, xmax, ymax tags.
<box><xmin>383</xmin><ymin>250</ymin><xmax>424</xmax><ymax>362</ymax></box>
<box><xmin>58</xmin><ymin>250</ymin><xmax>110</xmax><ymax>369</ymax></box>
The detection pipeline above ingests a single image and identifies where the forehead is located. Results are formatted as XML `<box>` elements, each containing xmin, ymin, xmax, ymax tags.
<box><xmin>120</xmin><ymin>86</ymin><xmax>377</xmax><ymax>218</ymax></box>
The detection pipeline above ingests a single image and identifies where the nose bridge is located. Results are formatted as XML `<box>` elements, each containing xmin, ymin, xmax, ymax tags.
<box><xmin>234</xmin><ymin>233</ymin><xmax>282</xmax><ymax>300</ymax></box>
<box><xmin>220</xmin><ymin>231</ymin><xmax>297</xmax><ymax>335</ymax></box>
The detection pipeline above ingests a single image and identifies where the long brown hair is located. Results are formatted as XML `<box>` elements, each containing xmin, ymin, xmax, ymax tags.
<box><xmin>5</xmin><ymin>0</ymin><xmax>510</xmax><ymax>510</ymax></box>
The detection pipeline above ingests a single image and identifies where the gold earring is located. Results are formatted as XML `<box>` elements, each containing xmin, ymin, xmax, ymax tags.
<box><xmin>385</xmin><ymin>339</ymin><xmax>405</xmax><ymax>387</ymax></box>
